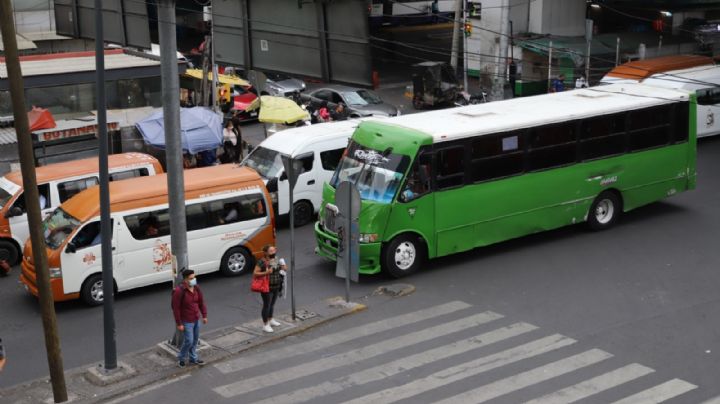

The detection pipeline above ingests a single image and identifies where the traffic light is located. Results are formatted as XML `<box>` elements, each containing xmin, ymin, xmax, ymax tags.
<box><xmin>464</xmin><ymin>22</ymin><xmax>472</xmax><ymax>36</ymax></box>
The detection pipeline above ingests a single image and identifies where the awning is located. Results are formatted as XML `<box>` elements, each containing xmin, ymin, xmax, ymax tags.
<box><xmin>258</xmin><ymin>96</ymin><xmax>309</xmax><ymax>124</ymax></box>
<box><xmin>183</xmin><ymin>68</ymin><xmax>250</xmax><ymax>87</ymax></box>
<box><xmin>0</xmin><ymin>32</ymin><xmax>37</xmax><ymax>51</ymax></box>
<box><xmin>28</xmin><ymin>107</ymin><xmax>56</xmax><ymax>132</ymax></box>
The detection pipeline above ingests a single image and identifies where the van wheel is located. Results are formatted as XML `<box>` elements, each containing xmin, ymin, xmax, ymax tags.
<box><xmin>383</xmin><ymin>234</ymin><xmax>425</xmax><ymax>278</ymax></box>
<box><xmin>292</xmin><ymin>201</ymin><xmax>314</xmax><ymax>227</ymax></box>
<box><xmin>81</xmin><ymin>274</ymin><xmax>105</xmax><ymax>306</ymax></box>
<box><xmin>220</xmin><ymin>247</ymin><xmax>252</xmax><ymax>276</ymax></box>
<box><xmin>588</xmin><ymin>191</ymin><xmax>622</xmax><ymax>231</ymax></box>
<box><xmin>0</xmin><ymin>240</ymin><xmax>19</xmax><ymax>265</ymax></box>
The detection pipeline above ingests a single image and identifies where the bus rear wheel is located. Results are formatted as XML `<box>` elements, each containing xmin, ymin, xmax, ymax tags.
<box><xmin>383</xmin><ymin>234</ymin><xmax>425</xmax><ymax>278</ymax></box>
<box><xmin>588</xmin><ymin>191</ymin><xmax>622</xmax><ymax>231</ymax></box>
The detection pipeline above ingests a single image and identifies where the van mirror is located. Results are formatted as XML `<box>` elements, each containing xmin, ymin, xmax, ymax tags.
<box><xmin>4</xmin><ymin>206</ymin><xmax>22</xmax><ymax>218</ymax></box>
<box><xmin>266</xmin><ymin>177</ymin><xmax>278</xmax><ymax>193</ymax></box>
<box><xmin>279</xmin><ymin>171</ymin><xmax>288</xmax><ymax>181</ymax></box>
<box><xmin>65</xmin><ymin>243</ymin><xmax>76</xmax><ymax>254</ymax></box>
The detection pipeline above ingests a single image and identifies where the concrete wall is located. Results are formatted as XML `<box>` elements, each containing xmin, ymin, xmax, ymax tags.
<box><xmin>529</xmin><ymin>0</ymin><xmax>585</xmax><ymax>36</ymax></box>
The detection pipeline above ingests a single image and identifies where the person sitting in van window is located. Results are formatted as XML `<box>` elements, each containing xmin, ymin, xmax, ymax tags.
<box><xmin>218</xmin><ymin>203</ymin><xmax>239</xmax><ymax>225</ymax></box>
<box><xmin>142</xmin><ymin>216</ymin><xmax>160</xmax><ymax>239</ymax></box>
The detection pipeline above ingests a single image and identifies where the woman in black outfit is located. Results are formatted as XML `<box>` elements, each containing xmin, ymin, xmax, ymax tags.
<box><xmin>253</xmin><ymin>244</ymin><xmax>287</xmax><ymax>333</ymax></box>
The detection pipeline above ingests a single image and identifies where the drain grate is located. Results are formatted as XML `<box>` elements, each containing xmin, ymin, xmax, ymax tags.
<box><xmin>294</xmin><ymin>309</ymin><xmax>317</xmax><ymax>320</ymax></box>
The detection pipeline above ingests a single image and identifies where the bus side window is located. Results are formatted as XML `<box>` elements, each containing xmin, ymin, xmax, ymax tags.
<box><xmin>436</xmin><ymin>147</ymin><xmax>465</xmax><ymax>189</ymax></box>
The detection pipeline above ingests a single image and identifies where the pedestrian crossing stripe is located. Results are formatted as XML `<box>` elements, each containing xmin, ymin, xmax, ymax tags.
<box><xmin>208</xmin><ymin>301</ymin><xmax>705</xmax><ymax>403</ymax></box>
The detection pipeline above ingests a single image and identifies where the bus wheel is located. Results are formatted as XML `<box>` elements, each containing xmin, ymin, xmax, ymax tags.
<box><xmin>81</xmin><ymin>274</ymin><xmax>105</xmax><ymax>306</ymax></box>
<box><xmin>588</xmin><ymin>191</ymin><xmax>622</xmax><ymax>231</ymax></box>
<box><xmin>293</xmin><ymin>201</ymin><xmax>314</xmax><ymax>227</ymax></box>
<box><xmin>220</xmin><ymin>247</ymin><xmax>252</xmax><ymax>276</ymax></box>
<box><xmin>383</xmin><ymin>234</ymin><xmax>425</xmax><ymax>278</ymax></box>
<box><xmin>0</xmin><ymin>240</ymin><xmax>19</xmax><ymax>265</ymax></box>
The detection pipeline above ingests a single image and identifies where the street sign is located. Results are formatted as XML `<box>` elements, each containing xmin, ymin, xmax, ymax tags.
<box><xmin>335</xmin><ymin>181</ymin><xmax>360</xmax><ymax>288</ymax></box>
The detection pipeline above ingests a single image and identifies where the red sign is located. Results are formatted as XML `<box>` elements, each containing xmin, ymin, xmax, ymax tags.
<box><xmin>36</xmin><ymin>122</ymin><xmax>119</xmax><ymax>143</ymax></box>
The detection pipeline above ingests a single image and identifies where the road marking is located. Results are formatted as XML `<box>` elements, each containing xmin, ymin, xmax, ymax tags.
<box><xmin>525</xmin><ymin>363</ymin><xmax>655</xmax><ymax>404</ymax></box>
<box><xmin>342</xmin><ymin>334</ymin><xmax>577</xmax><ymax>404</ymax></box>
<box><xmin>251</xmin><ymin>322</ymin><xmax>539</xmax><ymax>404</ymax></box>
<box><xmin>433</xmin><ymin>349</ymin><xmax>613</xmax><ymax>404</ymax></box>
<box><xmin>213</xmin><ymin>311</ymin><xmax>502</xmax><ymax>398</ymax></box>
<box><xmin>215</xmin><ymin>300</ymin><xmax>472</xmax><ymax>374</ymax></box>
<box><xmin>104</xmin><ymin>374</ymin><xmax>190</xmax><ymax>404</ymax></box>
<box><xmin>701</xmin><ymin>395</ymin><xmax>720</xmax><ymax>404</ymax></box>
<box><xmin>611</xmin><ymin>379</ymin><xmax>698</xmax><ymax>404</ymax></box>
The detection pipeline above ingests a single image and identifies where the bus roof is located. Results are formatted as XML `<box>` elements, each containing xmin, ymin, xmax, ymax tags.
<box><xmin>4</xmin><ymin>153</ymin><xmax>161</xmax><ymax>187</ymax></box>
<box><xmin>635</xmin><ymin>64</ymin><xmax>720</xmax><ymax>91</ymax></box>
<box><xmin>605</xmin><ymin>55</ymin><xmax>714</xmax><ymax>81</ymax></box>
<box><xmin>258</xmin><ymin>118</ymin><xmax>370</xmax><ymax>156</ymax></box>
<box><xmin>62</xmin><ymin>164</ymin><xmax>264</xmax><ymax>222</ymax></box>
<box><xmin>371</xmin><ymin>83</ymin><xmax>689</xmax><ymax>143</ymax></box>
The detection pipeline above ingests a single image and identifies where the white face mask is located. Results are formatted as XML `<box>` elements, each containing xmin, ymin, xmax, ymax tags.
<box><xmin>188</xmin><ymin>278</ymin><xmax>197</xmax><ymax>287</ymax></box>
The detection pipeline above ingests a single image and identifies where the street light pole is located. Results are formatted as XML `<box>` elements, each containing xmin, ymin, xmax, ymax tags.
<box><xmin>95</xmin><ymin>0</ymin><xmax>117</xmax><ymax>372</ymax></box>
<box><xmin>157</xmin><ymin>0</ymin><xmax>188</xmax><ymax>341</ymax></box>
<box><xmin>0</xmin><ymin>1</ymin><xmax>68</xmax><ymax>401</ymax></box>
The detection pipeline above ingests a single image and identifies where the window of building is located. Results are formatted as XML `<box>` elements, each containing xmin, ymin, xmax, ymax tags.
<box><xmin>320</xmin><ymin>148</ymin><xmax>345</xmax><ymax>171</ymax></box>
<box><xmin>58</xmin><ymin>177</ymin><xmax>99</xmax><ymax>203</ymax></box>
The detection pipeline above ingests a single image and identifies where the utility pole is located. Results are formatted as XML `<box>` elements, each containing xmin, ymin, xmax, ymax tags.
<box><xmin>0</xmin><ymin>1</ymin><xmax>68</xmax><ymax>402</ymax></box>
<box><xmin>462</xmin><ymin>0</ymin><xmax>468</xmax><ymax>91</ymax></box>
<box><xmin>450</xmin><ymin>0</ymin><xmax>462</xmax><ymax>71</ymax></box>
<box><xmin>492</xmin><ymin>0</ymin><xmax>509</xmax><ymax>101</ymax></box>
<box><xmin>548</xmin><ymin>41</ymin><xmax>553</xmax><ymax>92</ymax></box>
<box><xmin>157</xmin><ymin>0</ymin><xmax>188</xmax><ymax>343</ymax></box>
<box><xmin>95</xmin><ymin>0</ymin><xmax>117</xmax><ymax>372</ymax></box>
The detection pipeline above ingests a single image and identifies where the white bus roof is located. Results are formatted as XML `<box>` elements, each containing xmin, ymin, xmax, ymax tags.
<box><xmin>372</xmin><ymin>83</ymin><xmax>689</xmax><ymax>143</ymax></box>
<box><xmin>258</xmin><ymin>118</ymin><xmax>374</xmax><ymax>156</ymax></box>
<box><xmin>636</xmin><ymin>64</ymin><xmax>720</xmax><ymax>91</ymax></box>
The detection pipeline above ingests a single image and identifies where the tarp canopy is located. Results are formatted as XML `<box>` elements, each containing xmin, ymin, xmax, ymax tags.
<box><xmin>135</xmin><ymin>107</ymin><xmax>222</xmax><ymax>153</ymax></box>
<box><xmin>183</xmin><ymin>68</ymin><xmax>250</xmax><ymax>87</ymax></box>
<box><xmin>28</xmin><ymin>107</ymin><xmax>56</xmax><ymax>131</ymax></box>
<box><xmin>258</xmin><ymin>96</ymin><xmax>309</xmax><ymax>124</ymax></box>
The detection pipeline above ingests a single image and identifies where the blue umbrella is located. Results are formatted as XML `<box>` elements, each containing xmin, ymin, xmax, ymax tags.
<box><xmin>136</xmin><ymin>107</ymin><xmax>223</xmax><ymax>154</ymax></box>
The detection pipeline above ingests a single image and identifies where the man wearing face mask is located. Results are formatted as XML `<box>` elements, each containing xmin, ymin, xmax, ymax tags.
<box><xmin>172</xmin><ymin>269</ymin><xmax>208</xmax><ymax>367</ymax></box>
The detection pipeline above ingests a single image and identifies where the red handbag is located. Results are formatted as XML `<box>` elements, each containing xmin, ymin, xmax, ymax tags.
<box><xmin>250</xmin><ymin>274</ymin><xmax>269</xmax><ymax>293</ymax></box>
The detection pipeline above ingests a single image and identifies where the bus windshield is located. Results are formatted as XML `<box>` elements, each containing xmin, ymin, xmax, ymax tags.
<box><xmin>243</xmin><ymin>146</ymin><xmax>284</xmax><ymax>179</ymax></box>
<box><xmin>330</xmin><ymin>141</ymin><xmax>409</xmax><ymax>203</ymax></box>
<box><xmin>43</xmin><ymin>208</ymin><xmax>81</xmax><ymax>250</ymax></box>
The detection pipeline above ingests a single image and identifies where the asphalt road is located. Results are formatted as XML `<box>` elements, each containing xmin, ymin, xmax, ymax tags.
<box><xmin>1</xmin><ymin>99</ymin><xmax>719</xmax><ymax>401</ymax></box>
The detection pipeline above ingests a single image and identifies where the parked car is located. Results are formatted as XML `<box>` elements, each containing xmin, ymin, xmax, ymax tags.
<box><xmin>225</xmin><ymin>85</ymin><xmax>260</xmax><ymax>121</ymax></box>
<box><xmin>263</xmin><ymin>72</ymin><xmax>306</xmax><ymax>97</ymax></box>
<box><xmin>308</xmin><ymin>85</ymin><xmax>399</xmax><ymax>117</ymax></box>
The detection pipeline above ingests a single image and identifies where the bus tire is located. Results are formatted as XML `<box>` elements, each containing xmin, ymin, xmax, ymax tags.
<box><xmin>383</xmin><ymin>234</ymin><xmax>425</xmax><ymax>278</ymax></box>
<box><xmin>81</xmin><ymin>274</ymin><xmax>106</xmax><ymax>306</ymax></box>
<box><xmin>220</xmin><ymin>246</ymin><xmax>253</xmax><ymax>276</ymax></box>
<box><xmin>293</xmin><ymin>200</ymin><xmax>314</xmax><ymax>227</ymax></box>
<box><xmin>588</xmin><ymin>191</ymin><xmax>622</xmax><ymax>231</ymax></box>
<box><xmin>0</xmin><ymin>239</ymin><xmax>19</xmax><ymax>265</ymax></box>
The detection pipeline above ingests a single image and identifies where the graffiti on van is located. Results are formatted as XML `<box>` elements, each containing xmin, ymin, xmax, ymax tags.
<box><xmin>153</xmin><ymin>241</ymin><xmax>172</xmax><ymax>272</ymax></box>
<box><xmin>83</xmin><ymin>252</ymin><xmax>96</xmax><ymax>265</ymax></box>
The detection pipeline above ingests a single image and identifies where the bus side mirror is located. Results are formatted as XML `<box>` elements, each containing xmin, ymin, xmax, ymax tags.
<box><xmin>266</xmin><ymin>177</ymin><xmax>278</xmax><ymax>193</ymax></box>
<box><xmin>4</xmin><ymin>207</ymin><xmax>22</xmax><ymax>218</ymax></box>
<box><xmin>65</xmin><ymin>243</ymin><xmax>76</xmax><ymax>254</ymax></box>
<box><xmin>279</xmin><ymin>171</ymin><xmax>288</xmax><ymax>181</ymax></box>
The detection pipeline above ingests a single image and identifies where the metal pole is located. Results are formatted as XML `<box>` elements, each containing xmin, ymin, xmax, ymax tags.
<box><xmin>585</xmin><ymin>40</ymin><xmax>591</xmax><ymax>87</ymax></box>
<box><xmin>450</xmin><ymin>0</ymin><xmax>462</xmax><ymax>70</ymax></box>
<box><xmin>95</xmin><ymin>0</ymin><xmax>117</xmax><ymax>371</ymax></box>
<box><xmin>492</xmin><ymin>0</ymin><xmax>509</xmax><ymax>101</ymax></box>
<box><xmin>211</xmin><ymin>14</ymin><xmax>218</xmax><ymax>112</ymax></box>
<box><xmin>462</xmin><ymin>0</ymin><xmax>468</xmax><ymax>91</ymax></box>
<box><xmin>157</xmin><ymin>0</ymin><xmax>188</xmax><ymax>348</ymax></box>
<box><xmin>288</xmin><ymin>162</ymin><xmax>296</xmax><ymax>321</ymax></box>
<box><xmin>548</xmin><ymin>41</ymin><xmax>553</xmax><ymax>92</ymax></box>
<box><xmin>0</xmin><ymin>1</ymin><xmax>68</xmax><ymax>401</ymax></box>
<box><xmin>344</xmin><ymin>190</ymin><xmax>350</xmax><ymax>303</ymax></box>
<box><xmin>615</xmin><ymin>37</ymin><xmax>620</xmax><ymax>66</ymax></box>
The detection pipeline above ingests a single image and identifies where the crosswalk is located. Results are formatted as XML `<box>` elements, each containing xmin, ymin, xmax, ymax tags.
<box><xmin>206</xmin><ymin>300</ymin><xmax>702</xmax><ymax>403</ymax></box>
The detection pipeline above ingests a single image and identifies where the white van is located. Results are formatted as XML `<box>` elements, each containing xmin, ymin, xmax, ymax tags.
<box><xmin>242</xmin><ymin>120</ymin><xmax>368</xmax><ymax>226</ymax></box>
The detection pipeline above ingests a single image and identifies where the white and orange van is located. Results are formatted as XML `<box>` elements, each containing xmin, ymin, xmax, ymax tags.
<box><xmin>20</xmin><ymin>164</ymin><xmax>275</xmax><ymax>305</ymax></box>
<box><xmin>0</xmin><ymin>153</ymin><xmax>163</xmax><ymax>264</ymax></box>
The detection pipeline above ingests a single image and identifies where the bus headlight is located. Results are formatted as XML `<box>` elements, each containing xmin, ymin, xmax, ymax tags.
<box><xmin>49</xmin><ymin>267</ymin><xmax>62</xmax><ymax>278</ymax></box>
<box><xmin>359</xmin><ymin>233</ymin><xmax>378</xmax><ymax>243</ymax></box>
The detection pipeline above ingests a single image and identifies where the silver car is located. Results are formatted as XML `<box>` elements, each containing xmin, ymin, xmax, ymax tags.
<box><xmin>263</xmin><ymin>72</ymin><xmax>306</xmax><ymax>97</ymax></box>
<box><xmin>309</xmin><ymin>85</ymin><xmax>399</xmax><ymax>117</ymax></box>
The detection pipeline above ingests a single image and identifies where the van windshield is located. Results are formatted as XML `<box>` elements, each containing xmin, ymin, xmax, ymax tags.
<box><xmin>0</xmin><ymin>186</ymin><xmax>12</xmax><ymax>209</ymax></box>
<box><xmin>43</xmin><ymin>208</ymin><xmax>81</xmax><ymax>250</ymax></box>
<box><xmin>243</xmin><ymin>146</ymin><xmax>284</xmax><ymax>179</ymax></box>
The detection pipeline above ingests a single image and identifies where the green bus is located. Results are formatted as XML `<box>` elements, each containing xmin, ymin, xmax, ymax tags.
<box><xmin>315</xmin><ymin>83</ymin><xmax>696</xmax><ymax>277</ymax></box>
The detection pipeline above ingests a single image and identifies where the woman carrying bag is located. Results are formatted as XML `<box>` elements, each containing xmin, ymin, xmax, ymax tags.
<box><xmin>252</xmin><ymin>244</ymin><xmax>287</xmax><ymax>333</ymax></box>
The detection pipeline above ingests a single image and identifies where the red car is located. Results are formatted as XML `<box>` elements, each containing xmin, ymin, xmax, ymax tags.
<box><xmin>228</xmin><ymin>85</ymin><xmax>259</xmax><ymax>122</ymax></box>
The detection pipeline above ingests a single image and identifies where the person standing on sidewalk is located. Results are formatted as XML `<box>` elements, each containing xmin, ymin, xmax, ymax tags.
<box><xmin>172</xmin><ymin>269</ymin><xmax>208</xmax><ymax>367</ymax></box>
<box><xmin>253</xmin><ymin>245</ymin><xmax>287</xmax><ymax>333</ymax></box>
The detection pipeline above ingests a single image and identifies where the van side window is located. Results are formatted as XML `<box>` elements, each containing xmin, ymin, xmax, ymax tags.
<box><xmin>13</xmin><ymin>183</ymin><xmax>51</xmax><ymax>212</ymax></box>
<box><xmin>320</xmin><ymin>148</ymin><xmax>345</xmax><ymax>171</ymax></box>
<box><xmin>70</xmin><ymin>220</ymin><xmax>113</xmax><ymax>250</ymax></box>
<box><xmin>124</xmin><ymin>211</ymin><xmax>170</xmax><ymax>240</ymax></box>
<box><xmin>59</xmin><ymin>177</ymin><xmax>99</xmax><ymax>203</ymax></box>
<box><xmin>109</xmin><ymin>168</ymin><xmax>150</xmax><ymax>182</ymax></box>
<box><xmin>299</xmin><ymin>155</ymin><xmax>314</xmax><ymax>172</ymax></box>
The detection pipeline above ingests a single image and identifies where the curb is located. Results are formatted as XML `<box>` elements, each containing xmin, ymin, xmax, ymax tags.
<box><xmin>0</xmin><ymin>295</ymin><xmax>370</xmax><ymax>404</ymax></box>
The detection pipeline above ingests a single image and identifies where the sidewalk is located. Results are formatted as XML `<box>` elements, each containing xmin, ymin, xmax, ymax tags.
<box><xmin>0</xmin><ymin>285</ymin><xmax>413</xmax><ymax>404</ymax></box>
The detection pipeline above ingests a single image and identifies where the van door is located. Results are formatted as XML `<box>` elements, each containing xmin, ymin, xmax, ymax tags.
<box><xmin>278</xmin><ymin>153</ymin><xmax>315</xmax><ymax>217</ymax></box>
<box><xmin>60</xmin><ymin>220</ymin><xmax>114</xmax><ymax>295</ymax></box>
<box><xmin>117</xmin><ymin>209</ymin><xmax>173</xmax><ymax>289</ymax></box>
<box><xmin>317</xmin><ymin>145</ymin><xmax>346</xmax><ymax>209</ymax></box>
<box><xmin>8</xmin><ymin>183</ymin><xmax>52</xmax><ymax>247</ymax></box>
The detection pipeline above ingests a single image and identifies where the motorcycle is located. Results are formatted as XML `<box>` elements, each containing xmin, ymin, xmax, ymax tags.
<box><xmin>454</xmin><ymin>90</ymin><xmax>487</xmax><ymax>106</ymax></box>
